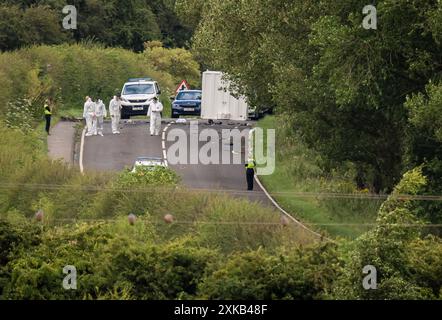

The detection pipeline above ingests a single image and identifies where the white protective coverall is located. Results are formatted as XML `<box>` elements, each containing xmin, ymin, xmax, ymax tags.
<box><xmin>83</xmin><ymin>98</ymin><xmax>97</xmax><ymax>136</ymax></box>
<box><xmin>148</xmin><ymin>99</ymin><xmax>163</xmax><ymax>136</ymax></box>
<box><xmin>95</xmin><ymin>99</ymin><xmax>107</xmax><ymax>136</ymax></box>
<box><xmin>109</xmin><ymin>96</ymin><xmax>122</xmax><ymax>134</ymax></box>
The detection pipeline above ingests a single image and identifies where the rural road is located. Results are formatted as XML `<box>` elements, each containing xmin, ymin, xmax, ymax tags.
<box><xmin>48</xmin><ymin>121</ymin><xmax>76</xmax><ymax>165</ymax></box>
<box><xmin>81</xmin><ymin>119</ymin><xmax>272</xmax><ymax>206</ymax></box>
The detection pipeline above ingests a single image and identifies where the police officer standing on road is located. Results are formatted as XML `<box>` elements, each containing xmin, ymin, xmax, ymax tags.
<box><xmin>245</xmin><ymin>159</ymin><xmax>256</xmax><ymax>191</ymax></box>
<box><xmin>44</xmin><ymin>98</ymin><xmax>52</xmax><ymax>135</ymax></box>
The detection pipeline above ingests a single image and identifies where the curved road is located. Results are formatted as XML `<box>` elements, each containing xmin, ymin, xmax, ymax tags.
<box><xmin>82</xmin><ymin>119</ymin><xmax>272</xmax><ymax>206</ymax></box>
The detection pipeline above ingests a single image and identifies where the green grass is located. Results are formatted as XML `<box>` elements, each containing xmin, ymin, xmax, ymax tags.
<box><xmin>0</xmin><ymin>119</ymin><xmax>315</xmax><ymax>253</ymax></box>
<box><xmin>58</xmin><ymin>105</ymin><xmax>83</xmax><ymax>120</ymax></box>
<box><xmin>160</xmin><ymin>95</ymin><xmax>172</xmax><ymax>118</ymax></box>
<box><xmin>257</xmin><ymin>115</ymin><xmax>381</xmax><ymax>239</ymax></box>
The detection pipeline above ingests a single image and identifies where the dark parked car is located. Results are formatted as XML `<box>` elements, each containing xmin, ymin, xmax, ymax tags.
<box><xmin>171</xmin><ymin>90</ymin><xmax>202</xmax><ymax>118</ymax></box>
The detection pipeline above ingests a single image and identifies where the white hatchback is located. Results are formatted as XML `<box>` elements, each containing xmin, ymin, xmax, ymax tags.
<box><xmin>131</xmin><ymin>157</ymin><xmax>166</xmax><ymax>173</ymax></box>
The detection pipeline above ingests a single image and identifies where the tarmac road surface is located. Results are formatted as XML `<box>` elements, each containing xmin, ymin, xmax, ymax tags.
<box><xmin>82</xmin><ymin>119</ymin><xmax>272</xmax><ymax>206</ymax></box>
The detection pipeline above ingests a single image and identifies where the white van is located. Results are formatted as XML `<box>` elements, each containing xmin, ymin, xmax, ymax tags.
<box><xmin>201</xmin><ymin>71</ymin><xmax>248</xmax><ymax>121</ymax></box>
<box><xmin>120</xmin><ymin>78</ymin><xmax>161</xmax><ymax>119</ymax></box>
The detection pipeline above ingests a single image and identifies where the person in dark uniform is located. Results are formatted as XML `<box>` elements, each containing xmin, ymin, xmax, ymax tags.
<box><xmin>245</xmin><ymin>159</ymin><xmax>256</xmax><ymax>191</ymax></box>
<box><xmin>44</xmin><ymin>98</ymin><xmax>52</xmax><ymax>135</ymax></box>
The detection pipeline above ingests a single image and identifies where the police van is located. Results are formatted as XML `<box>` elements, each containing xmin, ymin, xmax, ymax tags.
<box><xmin>120</xmin><ymin>78</ymin><xmax>161</xmax><ymax>119</ymax></box>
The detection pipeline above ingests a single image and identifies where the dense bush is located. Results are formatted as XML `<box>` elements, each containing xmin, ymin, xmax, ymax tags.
<box><xmin>0</xmin><ymin>214</ymin><xmax>332</xmax><ymax>300</ymax></box>
<box><xmin>405</xmin><ymin>82</ymin><xmax>442</xmax><ymax>229</ymax></box>
<box><xmin>1</xmin><ymin>121</ymin><xmax>442</xmax><ymax>299</ymax></box>
<box><xmin>329</xmin><ymin>168</ymin><xmax>441</xmax><ymax>300</ymax></box>
<box><xmin>0</xmin><ymin>43</ymin><xmax>200</xmax><ymax>118</ymax></box>
<box><xmin>198</xmin><ymin>244</ymin><xmax>341</xmax><ymax>300</ymax></box>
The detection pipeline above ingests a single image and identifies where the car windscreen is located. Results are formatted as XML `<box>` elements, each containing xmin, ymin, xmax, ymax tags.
<box><xmin>135</xmin><ymin>160</ymin><xmax>163</xmax><ymax>166</ymax></box>
<box><xmin>123</xmin><ymin>84</ymin><xmax>155</xmax><ymax>95</ymax></box>
<box><xmin>176</xmin><ymin>92</ymin><xmax>202</xmax><ymax>101</ymax></box>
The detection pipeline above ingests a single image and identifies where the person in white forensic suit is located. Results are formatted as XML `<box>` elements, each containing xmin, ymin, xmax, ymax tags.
<box><xmin>109</xmin><ymin>95</ymin><xmax>122</xmax><ymax>134</ymax></box>
<box><xmin>148</xmin><ymin>96</ymin><xmax>163</xmax><ymax>136</ymax></box>
<box><xmin>83</xmin><ymin>96</ymin><xmax>97</xmax><ymax>137</ymax></box>
<box><xmin>95</xmin><ymin>99</ymin><xmax>107</xmax><ymax>136</ymax></box>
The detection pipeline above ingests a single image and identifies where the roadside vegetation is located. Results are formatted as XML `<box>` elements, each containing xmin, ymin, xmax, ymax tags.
<box><xmin>0</xmin><ymin>122</ymin><xmax>319</xmax><ymax>299</ymax></box>
<box><xmin>0</xmin><ymin>42</ymin><xmax>200</xmax><ymax>121</ymax></box>
<box><xmin>1</xmin><ymin>121</ymin><xmax>442</xmax><ymax>299</ymax></box>
<box><xmin>186</xmin><ymin>0</ymin><xmax>442</xmax><ymax>238</ymax></box>
<box><xmin>258</xmin><ymin>115</ymin><xmax>382</xmax><ymax>239</ymax></box>
<box><xmin>0</xmin><ymin>98</ymin><xmax>440</xmax><ymax>296</ymax></box>
<box><xmin>189</xmin><ymin>0</ymin><xmax>442</xmax><ymax>194</ymax></box>
<box><xmin>1</xmin><ymin>0</ymin><xmax>442</xmax><ymax>300</ymax></box>
<box><xmin>0</xmin><ymin>0</ymin><xmax>192</xmax><ymax>52</ymax></box>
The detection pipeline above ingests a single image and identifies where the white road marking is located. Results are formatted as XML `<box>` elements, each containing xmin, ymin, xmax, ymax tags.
<box><xmin>254</xmin><ymin>175</ymin><xmax>333</xmax><ymax>243</ymax></box>
<box><xmin>158</xmin><ymin>120</ymin><xmax>330</xmax><ymax>242</ymax></box>
<box><xmin>79</xmin><ymin>127</ymin><xmax>86</xmax><ymax>174</ymax></box>
<box><xmin>161</xmin><ymin>123</ymin><xmax>169</xmax><ymax>167</ymax></box>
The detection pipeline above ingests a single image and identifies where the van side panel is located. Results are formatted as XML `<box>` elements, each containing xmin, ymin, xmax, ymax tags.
<box><xmin>201</xmin><ymin>71</ymin><xmax>248</xmax><ymax>121</ymax></box>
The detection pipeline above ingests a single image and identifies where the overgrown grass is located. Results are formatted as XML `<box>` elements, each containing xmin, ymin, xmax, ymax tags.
<box><xmin>1</xmin><ymin>117</ymin><xmax>440</xmax><ymax>300</ymax></box>
<box><xmin>58</xmin><ymin>106</ymin><xmax>83</xmax><ymax>119</ymax></box>
<box><xmin>0</xmin><ymin>43</ymin><xmax>198</xmax><ymax>119</ymax></box>
<box><xmin>257</xmin><ymin>115</ymin><xmax>381</xmax><ymax>239</ymax></box>
<box><xmin>0</xmin><ymin>122</ymin><xmax>315</xmax><ymax>254</ymax></box>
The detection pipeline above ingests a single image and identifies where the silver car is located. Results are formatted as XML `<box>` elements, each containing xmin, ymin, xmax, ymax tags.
<box><xmin>131</xmin><ymin>157</ymin><xmax>166</xmax><ymax>173</ymax></box>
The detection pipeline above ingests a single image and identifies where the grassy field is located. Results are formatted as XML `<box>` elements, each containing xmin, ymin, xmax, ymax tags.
<box><xmin>257</xmin><ymin>116</ymin><xmax>382</xmax><ymax>239</ymax></box>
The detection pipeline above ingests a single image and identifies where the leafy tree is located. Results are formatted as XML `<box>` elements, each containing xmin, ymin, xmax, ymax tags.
<box><xmin>0</xmin><ymin>0</ymin><xmax>192</xmax><ymax>51</ymax></box>
<box><xmin>330</xmin><ymin>167</ymin><xmax>438</xmax><ymax>299</ymax></box>
<box><xmin>0</xmin><ymin>4</ymin><xmax>70</xmax><ymax>51</ymax></box>
<box><xmin>191</xmin><ymin>0</ymin><xmax>442</xmax><ymax>193</ymax></box>
<box><xmin>143</xmin><ymin>41</ymin><xmax>201</xmax><ymax>87</ymax></box>
<box><xmin>174</xmin><ymin>0</ymin><xmax>205</xmax><ymax>30</ymax></box>
<box><xmin>22</xmin><ymin>5</ymin><xmax>69</xmax><ymax>45</ymax></box>
<box><xmin>0</xmin><ymin>5</ymin><xmax>25</xmax><ymax>51</ymax></box>
<box><xmin>149</xmin><ymin>0</ymin><xmax>192</xmax><ymax>48</ymax></box>
<box><xmin>407</xmin><ymin>236</ymin><xmax>442</xmax><ymax>297</ymax></box>
<box><xmin>405</xmin><ymin>82</ymin><xmax>442</xmax><ymax>227</ymax></box>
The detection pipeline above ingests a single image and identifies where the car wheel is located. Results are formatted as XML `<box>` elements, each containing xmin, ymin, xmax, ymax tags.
<box><xmin>172</xmin><ymin>114</ymin><xmax>179</xmax><ymax>119</ymax></box>
<box><xmin>121</xmin><ymin>114</ymin><xmax>130</xmax><ymax>120</ymax></box>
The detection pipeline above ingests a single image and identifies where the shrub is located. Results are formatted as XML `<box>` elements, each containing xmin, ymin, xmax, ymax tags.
<box><xmin>0</xmin><ymin>43</ymin><xmax>201</xmax><ymax>116</ymax></box>
<box><xmin>329</xmin><ymin>167</ymin><xmax>438</xmax><ymax>300</ymax></box>
<box><xmin>198</xmin><ymin>244</ymin><xmax>340</xmax><ymax>300</ymax></box>
<box><xmin>0</xmin><ymin>218</ymin><xmax>216</xmax><ymax>300</ymax></box>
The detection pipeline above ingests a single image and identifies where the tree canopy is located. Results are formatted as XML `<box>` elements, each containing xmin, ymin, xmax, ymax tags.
<box><xmin>190</xmin><ymin>0</ymin><xmax>442</xmax><ymax>194</ymax></box>
<box><xmin>0</xmin><ymin>0</ymin><xmax>192</xmax><ymax>51</ymax></box>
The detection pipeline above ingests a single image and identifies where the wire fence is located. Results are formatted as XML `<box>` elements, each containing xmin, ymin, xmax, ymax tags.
<box><xmin>2</xmin><ymin>216</ymin><xmax>442</xmax><ymax>229</ymax></box>
<box><xmin>0</xmin><ymin>182</ymin><xmax>441</xmax><ymax>201</ymax></box>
